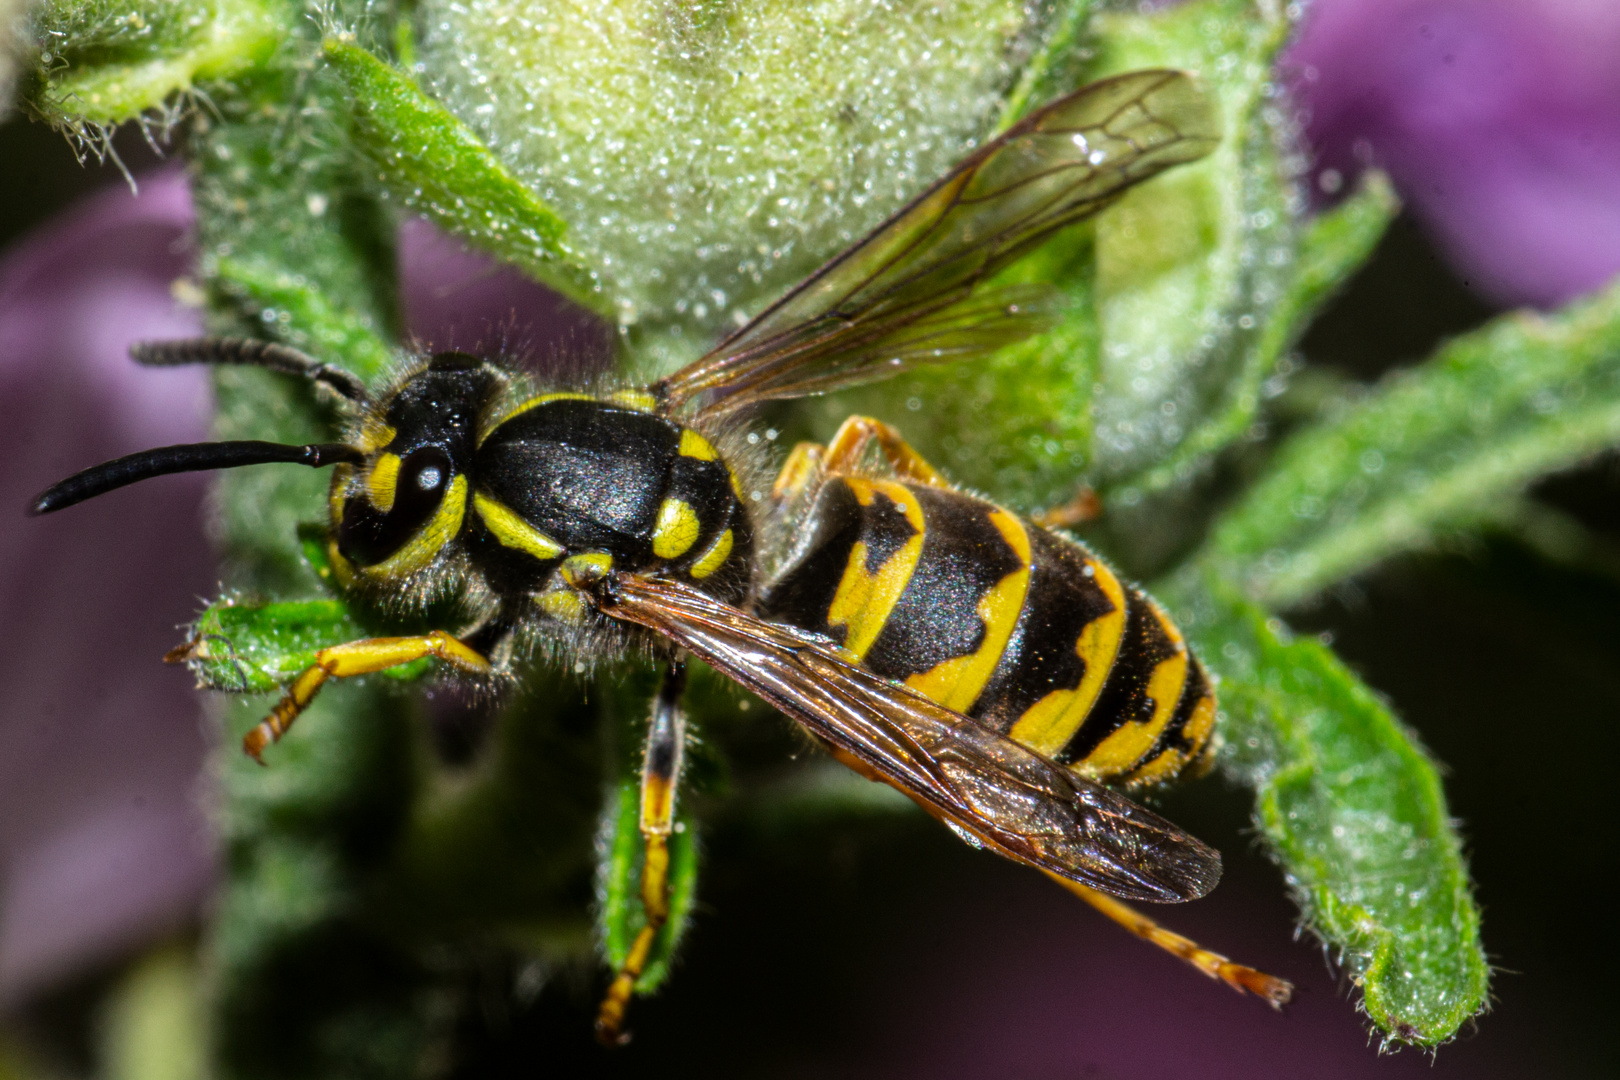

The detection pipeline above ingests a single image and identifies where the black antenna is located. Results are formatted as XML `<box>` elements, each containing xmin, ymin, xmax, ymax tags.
<box><xmin>132</xmin><ymin>338</ymin><xmax>370</xmax><ymax>403</ymax></box>
<box><xmin>28</xmin><ymin>441</ymin><xmax>366</xmax><ymax>516</ymax></box>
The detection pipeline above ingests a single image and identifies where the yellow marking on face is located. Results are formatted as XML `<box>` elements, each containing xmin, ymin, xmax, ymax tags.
<box><xmin>679</xmin><ymin>428</ymin><xmax>719</xmax><ymax>461</ymax></box>
<box><xmin>1009</xmin><ymin>557</ymin><xmax>1128</xmax><ymax>757</ymax></box>
<box><xmin>905</xmin><ymin>510</ymin><xmax>1032</xmax><ymax>712</ymax></box>
<box><xmin>537</xmin><ymin>586</ymin><xmax>587</xmax><ymax>623</ymax></box>
<box><xmin>826</xmin><ymin>479</ymin><xmax>925</xmax><ymax>661</ymax></box>
<box><xmin>652</xmin><ymin>498</ymin><xmax>702</xmax><ymax>560</ymax></box>
<box><xmin>560</xmin><ymin>552</ymin><xmax>613</xmax><ymax>588</ymax></box>
<box><xmin>366</xmin><ymin>453</ymin><xmax>401</xmax><ymax>512</ymax></box>
<box><xmin>610</xmin><ymin>389</ymin><xmax>660</xmax><ymax>412</ymax></box>
<box><xmin>688</xmin><ymin>528</ymin><xmax>734</xmax><ymax>580</ymax></box>
<box><xmin>474</xmin><ymin>492</ymin><xmax>565</xmax><ymax>561</ymax></box>
<box><xmin>1076</xmin><ymin>602</ymin><xmax>1189</xmax><ymax>778</ymax></box>
<box><xmin>358</xmin><ymin>474</ymin><xmax>467</xmax><ymax>581</ymax></box>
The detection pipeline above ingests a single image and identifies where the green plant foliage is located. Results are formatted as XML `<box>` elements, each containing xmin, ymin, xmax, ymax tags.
<box><xmin>414</xmin><ymin>0</ymin><xmax>1047</xmax><ymax>356</ymax></box>
<box><xmin>26</xmin><ymin>0</ymin><xmax>283</xmax><ymax>132</ymax></box>
<box><xmin>27</xmin><ymin>0</ymin><xmax>1603</xmax><ymax>1064</ymax></box>
<box><xmin>819</xmin><ymin>0</ymin><xmax>1310</xmax><ymax>521</ymax></box>
<box><xmin>596</xmin><ymin>780</ymin><xmax>700</xmax><ymax>993</ymax></box>
<box><xmin>322</xmin><ymin>34</ymin><xmax>603</xmax><ymax>314</ymax></box>
<box><xmin>1166</xmin><ymin>571</ymin><xmax>1490</xmax><ymax>1046</ymax></box>
<box><xmin>187</xmin><ymin>597</ymin><xmax>372</xmax><ymax>692</ymax></box>
<box><xmin>1206</xmin><ymin>274</ymin><xmax>1620</xmax><ymax>607</ymax></box>
<box><xmin>1133</xmin><ymin>168</ymin><xmax>1400</xmax><ymax>495</ymax></box>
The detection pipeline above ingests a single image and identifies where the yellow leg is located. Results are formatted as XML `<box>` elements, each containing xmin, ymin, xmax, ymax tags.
<box><xmin>771</xmin><ymin>440</ymin><xmax>826</xmax><ymax>503</ymax></box>
<box><xmin>596</xmin><ymin>662</ymin><xmax>688</xmax><ymax>1046</ymax></box>
<box><xmin>1032</xmin><ymin>487</ymin><xmax>1103</xmax><ymax>529</ymax></box>
<box><xmin>1044</xmin><ymin>871</ymin><xmax>1294</xmax><ymax>1007</ymax></box>
<box><xmin>821</xmin><ymin>415</ymin><xmax>949</xmax><ymax>486</ymax></box>
<box><xmin>242</xmin><ymin>631</ymin><xmax>491</xmax><ymax>762</ymax></box>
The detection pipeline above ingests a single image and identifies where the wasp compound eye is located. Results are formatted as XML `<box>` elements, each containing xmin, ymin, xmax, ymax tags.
<box><xmin>337</xmin><ymin>445</ymin><xmax>456</xmax><ymax>567</ymax></box>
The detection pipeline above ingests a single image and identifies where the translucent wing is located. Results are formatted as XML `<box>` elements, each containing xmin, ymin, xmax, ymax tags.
<box><xmin>592</xmin><ymin>573</ymin><xmax>1221</xmax><ymax>903</ymax></box>
<box><xmin>656</xmin><ymin>69</ymin><xmax>1219</xmax><ymax>417</ymax></box>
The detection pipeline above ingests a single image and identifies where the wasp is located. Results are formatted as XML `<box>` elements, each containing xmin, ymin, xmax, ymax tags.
<box><xmin>30</xmin><ymin>70</ymin><xmax>1291</xmax><ymax>1041</ymax></box>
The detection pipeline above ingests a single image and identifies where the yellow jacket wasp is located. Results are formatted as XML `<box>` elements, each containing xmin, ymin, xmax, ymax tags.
<box><xmin>29</xmin><ymin>69</ymin><xmax>1291</xmax><ymax>1041</ymax></box>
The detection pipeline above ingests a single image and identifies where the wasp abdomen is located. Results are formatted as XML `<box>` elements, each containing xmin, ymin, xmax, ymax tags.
<box><xmin>756</xmin><ymin>478</ymin><xmax>1214</xmax><ymax>786</ymax></box>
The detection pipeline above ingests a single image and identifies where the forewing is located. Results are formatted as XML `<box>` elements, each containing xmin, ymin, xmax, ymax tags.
<box><xmin>657</xmin><ymin>69</ymin><xmax>1219</xmax><ymax>417</ymax></box>
<box><xmin>594</xmin><ymin>573</ymin><xmax>1221</xmax><ymax>903</ymax></box>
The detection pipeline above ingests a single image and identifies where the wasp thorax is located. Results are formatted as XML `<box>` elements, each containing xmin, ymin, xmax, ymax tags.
<box><xmin>466</xmin><ymin>396</ymin><xmax>753</xmax><ymax>607</ymax></box>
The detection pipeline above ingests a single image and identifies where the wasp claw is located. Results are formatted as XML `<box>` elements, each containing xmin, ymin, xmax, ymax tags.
<box><xmin>243</xmin><ymin>723</ymin><xmax>273</xmax><ymax>764</ymax></box>
<box><xmin>163</xmin><ymin>640</ymin><xmax>199</xmax><ymax>664</ymax></box>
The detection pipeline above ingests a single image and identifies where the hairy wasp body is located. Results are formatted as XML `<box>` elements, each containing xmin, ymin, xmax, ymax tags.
<box><xmin>31</xmin><ymin>70</ymin><xmax>1290</xmax><ymax>1042</ymax></box>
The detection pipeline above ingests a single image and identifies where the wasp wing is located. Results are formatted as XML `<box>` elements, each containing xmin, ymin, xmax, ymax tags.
<box><xmin>656</xmin><ymin>69</ymin><xmax>1219</xmax><ymax>418</ymax></box>
<box><xmin>595</xmin><ymin>573</ymin><xmax>1221</xmax><ymax>903</ymax></box>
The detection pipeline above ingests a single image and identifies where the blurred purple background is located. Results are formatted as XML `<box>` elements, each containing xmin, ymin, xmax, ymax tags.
<box><xmin>1286</xmin><ymin>0</ymin><xmax>1620</xmax><ymax>307</ymax></box>
<box><xmin>3</xmin><ymin>0</ymin><xmax>1617</xmax><ymax>1071</ymax></box>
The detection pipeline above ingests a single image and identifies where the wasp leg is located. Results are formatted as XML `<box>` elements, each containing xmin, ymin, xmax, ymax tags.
<box><xmin>243</xmin><ymin>631</ymin><xmax>491</xmax><ymax>762</ymax></box>
<box><xmin>821</xmin><ymin>415</ymin><xmax>950</xmax><ymax>486</ymax></box>
<box><xmin>771</xmin><ymin>440</ymin><xmax>826</xmax><ymax>503</ymax></box>
<box><xmin>1031</xmin><ymin>487</ymin><xmax>1103</xmax><ymax>529</ymax></box>
<box><xmin>1044</xmin><ymin>871</ymin><xmax>1293</xmax><ymax>1007</ymax></box>
<box><xmin>597</xmin><ymin>660</ymin><xmax>689</xmax><ymax>1046</ymax></box>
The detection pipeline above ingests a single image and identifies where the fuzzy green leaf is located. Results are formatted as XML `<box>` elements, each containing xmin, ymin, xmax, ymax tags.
<box><xmin>26</xmin><ymin>0</ymin><xmax>285</xmax><ymax>131</ymax></box>
<box><xmin>817</xmin><ymin>0</ymin><xmax>1307</xmax><ymax>521</ymax></box>
<box><xmin>1169</xmin><ymin>570</ymin><xmax>1489</xmax><ymax>1046</ymax></box>
<box><xmin>185</xmin><ymin>597</ymin><xmax>371</xmax><ymax>693</ymax></box>
<box><xmin>1083</xmin><ymin>0</ymin><xmax>1301</xmax><ymax>491</ymax></box>
<box><xmin>320</xmin><ymin>35</ymin><xmax>605</xmax><ymax>315</ymax></box>
<box><xmin>415</xmin><ymin>0</ymin><xmax>1041</xmax><ymax>357</ymax></box>
<box><xmin>1205</xmin><ymin>274</ymin><xmax>1620</xmax><ymax>607</ymax></box>
<box><xmin>595</xmin><ymin>779</ymin><xmax>700</xmax><ymax>994</ymax></box>
<box><xmin>1133</xmin><ymin>170</ymin><xmax>1400</xmax><ymax>494</ymax></box>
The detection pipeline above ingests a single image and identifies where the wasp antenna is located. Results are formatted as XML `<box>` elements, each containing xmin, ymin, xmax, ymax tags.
<box><xmin>28</xmin><ymin>440</ymin><xmax>365</xmax><ymax>515</ymax></box>
<box><xmin>131</xmin><ymin>338</ymin><xmax>370</xmax><ymax>404</ymax></box>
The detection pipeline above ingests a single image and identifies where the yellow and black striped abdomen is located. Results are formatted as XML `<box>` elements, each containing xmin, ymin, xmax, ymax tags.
<box><xmin>756</xmin><ymin>477</ymin><xmax>1215</xmax><ymax>787</ymax></box>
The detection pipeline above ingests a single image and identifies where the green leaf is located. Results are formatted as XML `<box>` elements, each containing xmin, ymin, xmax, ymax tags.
<box><xmin>320</xmin><ymin>34</ymin><xmax>606</xmax><ymax>315</ymax></box>
<box><xmin>26</xmin><ymin>0</ymin><xmax>285</xmax><ymax>131</ymax></box>
<box><xmin>414</xmin><ymin>0</ymin><xmax>1041</xmax><ymax>348</ymax></box>
<box><xmin>99</xmin><ymin>945</ymin><xmax>205</xmax><ymax>1080</ymax></box>
<box><xmin>186</xmin><ymin>598</ymin><xmax>368</xmax><ymax>693</ymax></box>
<box><xmin>212</xmin><ymin>255</ymin><xmax>395</xmax><ymax>382</ymax></box>
<box><xmin>1082</xmin><ymin>0</ymin><xmax>1302</xmax><ymax>490</ymax></box>
<box><xmin>1168</xmin><ymin>570</ymin><xmax>1489</xmax><ymax>1047</ymax></box>
<box><xmin>592</xmin><ymin>669</ymin><xmax>701</xmax><ymax>995</ymax></box>
<box><xmin>1204</xmin><ymin>275</ymin><xmax>1620</xmax><ymax>607</ymax></box>
<box><xmin>996</xmin><ymin>0</ymin><xmax>1099</xmax><ymax>129</ymax></box>
<box><xmin>1133</xmin><ymin>170</ymin><xmax>1400</xmax><ymax>494</ymax></box>
<box><xmin>816</xmin><ymin>0</ymin><xmax>1311</xmax><ymax>518</ymax></box>
<box><xmin>595</xmin><ymin>778</ymin><xmax>700</xmax><ymax>994</ymax></box>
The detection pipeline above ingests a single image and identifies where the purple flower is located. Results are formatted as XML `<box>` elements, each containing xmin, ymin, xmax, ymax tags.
<box><xmin>0</xmin><ymin>169</ymin><xmax>213</xmax><ymax>1006</ymax></box>
<box><xmin>0</xmin><ymin>170</ymin><xmax>593</xmax><ymax>1007</ymax></box>
<box><xmin>1288</xmin><ymin>0</ymin><xmax>1620</xmax><ymax>307</ymax></box>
